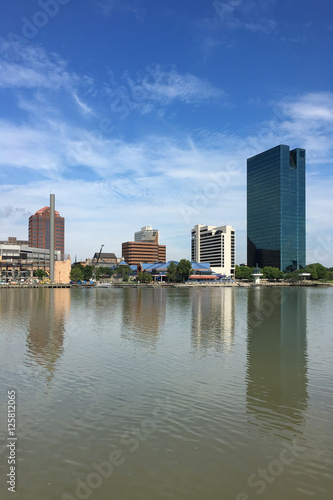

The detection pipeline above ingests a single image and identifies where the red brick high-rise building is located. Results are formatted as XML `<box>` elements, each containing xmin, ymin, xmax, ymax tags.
<box><xmin>29</xmin><ymin>206</ymin><xmax>65</xmax><ymax>255</ymax></box>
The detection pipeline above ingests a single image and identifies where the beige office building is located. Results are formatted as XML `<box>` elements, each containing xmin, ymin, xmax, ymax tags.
<box><xmin>191</xmin><ymin>224</ymin><xmax>235</xmax><ymax>276</ymax></box>
<box><xmin>134</xmin><ymin>226</ymin><xmax>160</xmax><ymax>244</ymax></box>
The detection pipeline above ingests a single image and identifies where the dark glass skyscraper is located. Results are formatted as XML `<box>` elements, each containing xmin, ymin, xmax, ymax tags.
<box><xmin>247</xmin><ymin>145</ymin><xmax>305</xmax><ymax>272</ymax></box>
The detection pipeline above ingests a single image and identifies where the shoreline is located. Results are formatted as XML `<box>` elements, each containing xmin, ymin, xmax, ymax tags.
<box><xmin>0</xmin><ymin>281</ymin><xmax>332</xmax><ymax>289</ymax></box>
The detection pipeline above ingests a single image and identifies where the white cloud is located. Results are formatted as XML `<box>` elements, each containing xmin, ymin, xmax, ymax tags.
<box><xmin>137</xmin><ymin>66</ymin><xmax>225</xmax><ymax>103</ymax></box>
<box><xmin>243</xmin><ymin>20</ymin><xmax>277</xmax><ymax>34</ymax></box>
<box><xmin>101</xmin><ymin>65</ymin><xmax>226</xmax><ymax>118</ymax></box>
<box><xmin>72</xmin><ymin>92</ymin><xmax>93</xmax><ymax>115</ymax></box>
<box><xmin>0</xmin><ymin>58</ymin><xmax>332</xmax><ymax>265</ymax></box>
<box><xmin>96</xmin><ymin>0</ymin><xmax>145</xmax><ymax>20</ymax></box>
<box><xmin>275</xmin><ymin>92</ymin><xmax>333</xmax><ymax>165</ymax></box>
<box><xmin>211</xmin><ymin>0</ymin><xmax>277</xmax><ymax>34</ymax></box>
<box><xmin>0</xmin><ymin>40</ymin><xmax>77</xmax><ymax>90</ymax></box>
<box><xmin>281</xmin><ymin>92</ymin><xmax>333</xmax><ymax>122</ymax></box>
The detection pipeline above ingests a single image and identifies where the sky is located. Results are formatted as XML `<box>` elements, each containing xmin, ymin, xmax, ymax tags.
<box><xmin>0</xmin><ymin>0</ymin><xmax>332</xmax><ymax>265</ymax></box>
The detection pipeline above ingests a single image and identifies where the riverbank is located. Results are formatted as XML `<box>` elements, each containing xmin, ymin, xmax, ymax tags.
<box><xmin>1</xmin><ymin>281</ymin><xmax>332</xmax><ymax>289</ymax></box>
<box><xmin>0</xmin><ymin>283</ymin><xmax>71</xmax><ymax>288</ymax></box>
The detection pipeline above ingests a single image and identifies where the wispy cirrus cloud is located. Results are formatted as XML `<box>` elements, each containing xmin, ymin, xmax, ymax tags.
<box><xmin>98</xmin><ymin>65</ymin><xmax>227</xmax><ymax>119</ymax></box>
<box><xmin>1</xmin><ymin>89</ymin><xmax>333</xmax><ymax>263</ymax></box>
<box><xmin>72</xmin><ymin>92</ymin><xmax>93</xmax><ymax>115</ymax></box>
<box><xmin>96</xmin><ymin>0</ymin><xmax>145</xmax><ymax>20</ymax></box>
<box><xmin>133</xmin><ymin>66</ymin><xmax>225</xmax><ymax>103</ymax></box>
<box><xmin>210</xmin><ymin>0</ymin><xmax>277</xmax><ymax>33</ymax></box>
<box><xmin>0</xmin><ymin>39</ymin><xmax>77</xmax><ymax>90</ymax></box>
<box><xmin>277</xmin><ymin>92</ymin><xmax>333</xmax><ymax>164</ymax></box>
<box><xmin>280</xmin><ymin>92</ymin><xmax>333</xmax><ymax>122</ymax></box>
<box><xmin>0</xmin><ymin>33</ymin><xmax>332</xmax><ymax>264</ymax></box>
<box><xmin>0</xmin><ymin>35</ymin><xmax>226</xmax><ymax>121</ymax></box>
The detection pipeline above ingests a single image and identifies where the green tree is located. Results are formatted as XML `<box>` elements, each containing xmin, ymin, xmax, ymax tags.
<box><xmin>115</xmin><ymin>265</ymin><xmax>131</xmax><ymax>281</ymax></box>
<box><xmin>96</xmin><ymin>267</ymin><xmax>114</xmax><ymax>279</ymax></box>
<box><xmin>83</xmin><ymin>265</ymin><xmax>94</xmax><ymax>281</ymax></box>
<box><xmin>35</xmin><ymin>268</ymin><xmax>46</xmax><ymax>280</ymax></box>
<box><xmin>235</xmin><ymin>265</ymin><xmax>253</xmax><ymax>281</ymax></box>
<box><xmin>137</xmin><ymin>271</ymin><xmax>153</xmax><ymax>283</ymax></box>
<box><xmin>166</xmin><ymin>261</ymin><xmax>178</xmax><ymax>282</ymax></box>
<box><xmin>176</xmin><ymin>259</ymin><xmax>192</xmax><ymax>283</ymax></box>
<box><xmin>285</xmin><ymin>268</ymin><xmax>303</xmax><ymax>281</ymax></box>
<box><xmin>305</xmin><ymin>263</ymin><xmax>328</xmax><ymax>281</ymax></box>
<box><xmin>263</xmin><ymin>266</ymin><xmax>284</xmax><ymax>280</ymax></box>
<box><xmin>70</xmin><ymin>266</ymin><xmax>84</xmax><ymax>282</ymax></box>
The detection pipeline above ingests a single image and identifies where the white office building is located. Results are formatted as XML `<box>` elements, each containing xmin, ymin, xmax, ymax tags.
<box><xmin>191</xmin><ymin>224</ymin><xmax>236</xmax><ymax>276</ymax></box>
<box><xmin>134</xmin><ymin>226</ymin><xmax>159</xmax><ymax>244</ymax></box>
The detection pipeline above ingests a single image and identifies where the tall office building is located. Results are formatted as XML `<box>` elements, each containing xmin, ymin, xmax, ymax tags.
<box><xmin>191</xmin><ymin>224</ymin><xmax>235</xmax><ymax>276</ymax></box>
<box><xmin>29</xmin><ymin>206</ymin><xmax>65</xmax><ymax>255</ymax></box>
<box><xmin>134</xmin><ymin>226</ymin><xmax>159</xmax><ymax>244</ymax></box>
<box><xmin>247</xmin><ymin>145</ymin><xmax>305</xmax><ymax>272</ymax></box>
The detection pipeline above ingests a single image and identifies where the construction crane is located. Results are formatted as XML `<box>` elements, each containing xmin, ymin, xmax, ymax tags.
<box><xmin>96</xmin><ymin>244</ymin><xmax>104</xmax><ymax>265</ymax></box>
<box><xmin>93</xmin><ymin>244</ymin><xmax>104</xmax><ymax>281</ymax></box>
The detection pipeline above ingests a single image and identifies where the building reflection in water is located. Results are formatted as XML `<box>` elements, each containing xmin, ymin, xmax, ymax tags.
<box><xmin>121</xmin><ymin>287</ymin><xmax>166</xmax><ymax>348</ymax></box>
<box><xmin>191</xmin><ymin>288</ymin><xmax>235</xmax><ymax>352</ymax></box>
<box><xmin>246</xmin><ymin>287</ymin><xmax>308</xmax><ymax>432</ymax></box>
<box><xmin>25</xmin><ymin>289</ymin><xmax>70</xmax><ymax>381</ymax></box>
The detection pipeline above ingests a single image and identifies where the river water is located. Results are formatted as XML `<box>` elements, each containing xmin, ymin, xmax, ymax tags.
<box><xmin>0</xmin><ymin>286</ymin><xmax>332</xmax><ymax>500</ymax></box>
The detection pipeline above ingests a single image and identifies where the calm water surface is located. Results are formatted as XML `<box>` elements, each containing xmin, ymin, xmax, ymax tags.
<box><xmin>0</xmin><ymin>286</ymin><xmax>332</xmax><ymax>500</ymax></box>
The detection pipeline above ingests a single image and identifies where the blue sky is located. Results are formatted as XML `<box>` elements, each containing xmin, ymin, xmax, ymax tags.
<box><xmin>0</xmin><ymin>0</ymin><xmax>332</xmax><ymax>265</ymax></box>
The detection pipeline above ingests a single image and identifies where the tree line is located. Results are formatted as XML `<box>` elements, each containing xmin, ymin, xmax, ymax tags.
<box><xmin>235</xmin><ymin>263</ymin><xmax>333</xmax><ymax>281</ymax></box>
<box><xmin>66</xmin><ymin>260</ymin><xmax>333</xmax><ymax>284</ymax></box>
<box><xmin>68</xmin><ymin>260</ymin><xmax>193</xmax><ymax>283</ymax></box>
<box><xmin>69</xmin><ymin>264</ymin><xmax>132</xmax><ymax>282</ymax></box>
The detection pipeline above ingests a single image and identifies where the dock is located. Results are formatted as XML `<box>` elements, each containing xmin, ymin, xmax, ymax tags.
<box><xmin>0</xmin><ymin>284</ymin><xmax>71</xmax><ymax>289</ymax></box>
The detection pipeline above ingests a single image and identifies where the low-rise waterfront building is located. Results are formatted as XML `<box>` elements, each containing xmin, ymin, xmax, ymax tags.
<box><xmin>92</xmin><ymin>252</ymin><xmax>120</xmax><ymax>266</ymax></box>
<box><xmin>0</xmin><ymin>236</ymin><xmax>29</xmax><ymax>246</ymax></box>
<box><xmin>0</xmin><ymin>243</ymin><xmax>67</xmax><ymax>281</ymax></box>
<box><xmin>131</xmin><ymin>261</ymin><xmax>217</xmax><ymax>282</ymax></box>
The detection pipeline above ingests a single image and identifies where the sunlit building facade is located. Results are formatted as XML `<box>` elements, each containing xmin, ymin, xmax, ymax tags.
<box><xmin>29</xmin><ymin>206</ymin><xmax>65</xmax><ymax>255</ymax></box>
<box><xmin>191</xmin><ymin>224</ymin><xmax>236</xmax><ymax>276</ymax></box>
<box><xmin>122</xmin><ymin>241</ymin><xmax>166</xmax><ymax>265</ymax></box>
<box><xmin>134</xmin><ymin>226</ymin><xmax>160</xmax><ymax>244</ymax></box>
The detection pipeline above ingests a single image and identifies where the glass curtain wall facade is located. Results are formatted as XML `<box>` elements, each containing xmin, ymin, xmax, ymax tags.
<box><xmin>247</xmin><ymin>145</ymin><xmax>305</xmax><ymax>272</ymax></box>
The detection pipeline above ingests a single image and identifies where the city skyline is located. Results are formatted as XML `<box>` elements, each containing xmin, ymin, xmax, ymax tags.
<box><xmin>0</xmin><ymin>1</ymin><xmax>332</xmax><ymax>265</ymax></box>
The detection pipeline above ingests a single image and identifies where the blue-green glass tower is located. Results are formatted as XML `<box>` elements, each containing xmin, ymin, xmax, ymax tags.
<box><xmin>247</xmin><ymin>145</ymin><xmax>305</xmax><ymax>272</ymax></box>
